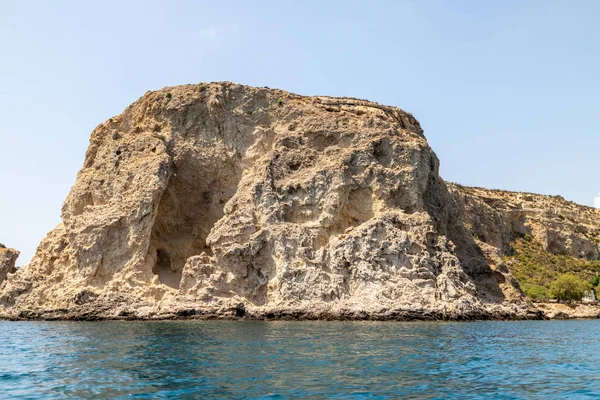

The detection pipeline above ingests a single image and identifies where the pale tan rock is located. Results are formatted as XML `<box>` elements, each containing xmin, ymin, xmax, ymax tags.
<box><xmin>449</xmin><ymin>184</ymin><xmax>600</xmax><ymax>318</ymax></box>
<box><xmin>0</xmin><ymin>83</ymin><xmax>541</xmax><ymax>320</ymax></box>
<box><xmin>449</xmin><ymin>184</ymin><xmax>600</xmax><ymax>261</ymax></box>
<box><xmin>535</xmin><ymin>302</ymin><xmax>600</xmax><ymax>319</ymax></box>
<box><xmin>0</xmin><ymin>247</ymin><xmax>18</xmax><ymax>285</ymax></box>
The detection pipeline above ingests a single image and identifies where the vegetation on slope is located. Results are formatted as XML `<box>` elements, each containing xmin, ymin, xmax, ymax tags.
<box><xmin>504</xmin><ymin>236</ymin><xmax>600</xmax><ymax>301</ymax></box>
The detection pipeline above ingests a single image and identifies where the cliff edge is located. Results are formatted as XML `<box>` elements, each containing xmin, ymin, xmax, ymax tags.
<box><xmin>0</xmin><ymin>83</ymin><xmax>541</xmax><ymax>320</ymax></box>
<box><xmin>0</xmin><ymin>246</ymin><xmax>18</xmax><ymax>286</ymax></box>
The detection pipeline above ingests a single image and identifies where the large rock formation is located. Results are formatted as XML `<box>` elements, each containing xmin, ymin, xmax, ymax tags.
<box><xmin>0</xmin><ymin>83</ymin><xmax>542</xmax><ymax>320</ymax></box>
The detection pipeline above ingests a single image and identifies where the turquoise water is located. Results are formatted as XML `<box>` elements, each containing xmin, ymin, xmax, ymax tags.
<box><xmin>1</xmin><ymin>320</ymin><xmax>599</xmax><ymax>399</ymax></box>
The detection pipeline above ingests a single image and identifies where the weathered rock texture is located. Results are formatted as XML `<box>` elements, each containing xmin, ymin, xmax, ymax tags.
<box><xmin>0</xmin><ymin>247</ymin><xmax>19</xmax><ymax>286</ymax></box>
<box><xmin>449</xmin><ymin>185</ymin><xmax>600</xmax><ymax>262</ymax></box>
<box><xmin>0</xmin><ymin>83</ymin><xmax>550</xmax><ymax>320</ymax></box>
<box><xmin>450</xmin><ymin>184</ymin><xmax>600</xmax><ymax>319</ymax></box>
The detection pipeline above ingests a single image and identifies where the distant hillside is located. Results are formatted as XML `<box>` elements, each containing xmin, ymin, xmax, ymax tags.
<box><xmin>449</xmin><ymin>184</ymin><xmax>600</xmax><ymax>302</ymax></box>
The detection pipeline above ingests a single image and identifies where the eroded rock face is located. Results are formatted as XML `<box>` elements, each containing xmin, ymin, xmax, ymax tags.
<box><xmin>0</xmin><ymin>247</ymin><xmax>18</xmax><ymax>285</ymax></box>
<box><xmin>0</xmin><ymin>83</ymin><xmax>539</xmax><ymax>320</ymax></box>
<box><xmin>450</xmin><ymin>185</ymin><xmax>600</xmax><ymax>262</ymax></box>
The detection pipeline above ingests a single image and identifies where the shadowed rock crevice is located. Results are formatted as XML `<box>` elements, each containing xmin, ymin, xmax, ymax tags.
<box><xmin>0</xmin><ymin>248</ymin><xmax>19</xmax><ymax>285</ymax></box>
<box><xmin>148</xmin><ymin>147</ymin><xmax>243</xmax><ymax>289</ymax></box>
<box><xmin>327</xmin><ymin>187</ymin><xmax>375</xmax><ymax>236</ymax></box>
<box><xmin>422</xmin><ymin>154</ymin><xmax>510</xmax><ymax>304</ymax></box>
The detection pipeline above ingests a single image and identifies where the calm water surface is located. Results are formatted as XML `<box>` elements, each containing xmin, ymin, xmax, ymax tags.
<box><xmin>0</xmin><ymin>320</ymin><xmax>599</xmax><ymax>399</ymax></box>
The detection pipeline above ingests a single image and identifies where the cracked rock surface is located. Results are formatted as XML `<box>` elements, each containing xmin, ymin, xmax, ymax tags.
<box><xmin>0</xmin><ymin>247</ymin><xmax>18</xmax><ymax>286</ymax></box>
<box><xmin>450</xmin><ymin>185</ymin><xmax>600</xmax><ymax>262</ymax></box>
<box><xmin>0</xmin><ymin>83</ymin><xmax>540</xmax><ymax>320</ymax></box>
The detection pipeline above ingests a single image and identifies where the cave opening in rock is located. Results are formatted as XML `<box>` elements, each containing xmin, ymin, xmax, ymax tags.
<box><xmin>152</xmin><ymin>248</ymin><xmax>180</xmax><ymax>289</ymax></box>
<box><xmin>149</xmin><ymin>148</ymin><xmax>243</xmax><ymax>289</ymax></box>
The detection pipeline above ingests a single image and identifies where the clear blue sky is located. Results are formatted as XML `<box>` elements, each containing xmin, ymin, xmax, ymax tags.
<box><xmin>1</xmin><ymin>0</ymin><xmax>599</xmax><ymax>265</ymax></box>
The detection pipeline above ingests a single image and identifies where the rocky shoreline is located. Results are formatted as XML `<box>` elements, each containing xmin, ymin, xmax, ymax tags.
<box><xmin>7</xmin><ymin>301</ymin><xmax>599</xmax><ymax>322</ymax></box>
<box><xmin>7</xmin><ymin>298</ymin><xmax>599</xmax><ymax>322</ymax></box>
<box><xmin>5</xmin><ymin>305</ymin><xmax>544</xmax><ymax>322</ymax></box>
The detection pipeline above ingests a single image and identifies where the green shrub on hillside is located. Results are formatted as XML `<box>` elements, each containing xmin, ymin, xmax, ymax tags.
<box><xmin>506</xmin><ymin>238</ymin><xmax>600</xmax><ymax>287</ymax></box>
<box><xmin>521</xmin><ymin>284</ymin><xmax>550</xmax><ymax>301</ymax></box>
<box><xmin>549</xmin><ymin>273</ymin><xmax>591</xmax><ymax>302</ymax></box>
<box><xmin>504</xmin><ymin>237</ymin><xmax>600</xmax><ymax>301</ymax></box>
<box><xmin>0</xmin><ymin>242</ymin><xmax>5</xmax><ymax>248</ymax></box>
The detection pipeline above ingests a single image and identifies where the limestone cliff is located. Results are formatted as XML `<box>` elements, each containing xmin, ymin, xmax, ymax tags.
<box><xmin>0</xmin><ymin>83</ymin><xmax>540</xmax><ymax>320</ymax></box>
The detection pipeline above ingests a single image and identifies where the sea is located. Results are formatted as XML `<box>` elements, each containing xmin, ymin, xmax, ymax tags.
<box><xmin>1</xmin><ymin>320</ymin><xmax>598</xmax><ymax>399</ymax></box>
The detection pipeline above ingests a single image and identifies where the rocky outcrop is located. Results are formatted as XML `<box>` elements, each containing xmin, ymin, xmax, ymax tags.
<box><xmin>449</xmin><ymin>185</ymin><xmax>600</xmax><ymax>261</ymax></box>
<box><xmin>450</xmin><ymin>184</ymin><xmax>600</xmax><ymax>319</ymax></box>
<box><xmin>0</xmin><ymin>247</ymin><xmax>19</xmax><ymax>285</ymax></box>
<box><xmin>0</xmin><ymin>83</ymin><xmax>543</xmax><ymax>320</ymax></box>
<box><xmin>535</xmin><ymin>303</ymin><xmax>600</xmax><ymax>319</ymax></box>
